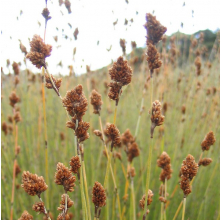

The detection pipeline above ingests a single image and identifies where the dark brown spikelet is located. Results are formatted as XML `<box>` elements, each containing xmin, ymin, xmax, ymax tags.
<box><xmin>120</xmin><ymin>39</ymin><xmax>126</xmax><ymax>55</ymax></box>
<box><xmin>26</xmin><ymin>35</ymin><xmax>52</xmax><ymax>69</ymax></box>
<box><xmin>108</xmin><ymin>82</ymin><xmax>122</xmax><ymax>102</ymax></box>
<box><xmin>139</xmin><ymin>190</ymin><xmax>154</xmax><ymax>210</ymax></box>
<box><xmin>14</xmin><ymin>76</ymin><xmax>20</xmax><ymax>86</ymax></box>
<box><xmin>9</xmin><ymin>91</ymin><xmax>20</xmax><ymax>107</ymax></box>
<box><xmin>18</xmin><ymin>211</ymin><xmax>33</xmax><ymax>220</ymax></box>
<box><xmin>127</xmin><ymin>142</ymin><xmax>140</xmax><ymax>162</ymax></box>
<box><xmin>144</xmin><ymin>13</ymin><xmax>167</xmax><ymax>45</ymax></box>
<box><xmin>62</xmin><ymin>84</ymin><xmax>88</xmax><ymax>119</ymax></box>
<box><xmin>32</xmin><ymin>201</ymin><xmax>46</xmax><ymax>214</ymax></box>
<box><xmin>146</xmin><ymin>43</ymin><xmax>162</xmax><ymax>73</ymax></box>
<box><xmin>201</xmin><ymin>131</ymin><xmax>216</xmax><ymax>151</ymax></box>
<box><xmin>93</xmin><ymin>130</ymin><xmax>103</xmax><ymax>141</ymax></box>
<box><xmin>70</xmin><ymin>156</ymin><xmax>81</xmax><ymax>174</ymax></box>
<box><xmin>21</xmin><ymin>171</ymin><xmax>48</xmax><ymax>196</ymax></box>
<box><xmin>105</xmin><ymin>123</ymin><xmax>121</xmax><ymax>151</ymax></box>
<box><xmin>54</xmin><ymin>162</ymin><xmax>76</xmax><ymax>192</ymax></box>
<box><xmin>90</xmin><ymin>90</ymin><xmax>103</xmax><ymax>115</ymax></box>
<box><xmin>15</xmin><ymin>162</ymin><xmax>22</xmax><ymax>177</ymax></box>
<box><xmin>57</xmin><ymin>213</ymin><xmax>70</xmax><ymax>220</ymax></box>
<box><xmin>74</xmin><ymin>28</ymin><xmax>79</xmax><ymax>40</ymax></box>
<box><xmin>127</xmin><ymin>166</ymin><xmax>136</xmax><ymax>178</ymax></box>
<box><xmin>14</xmin><ymin>111</ymin><xmax>22</xmax><ymax>123</ymax></box>
<box><xmin>60</xmin><ymin>132</ymin><xmax>65</xmax><ymax>141</ymax></box>
<box><xmin>92</xmin><ymin>181</ymin><xmax>106</xmax><ymax>208</ymax></box>
<box><xmin>150</xmin><ymin>100</ymin><xmax>164</xmax><ymax>138</ymax></box>
<box><xmin>75</xmin><ymin>121</ymin><xmax>90</xmax><ymax>143</ymax></box>
<box><xmin>2</xmin><ymin>122</ymin><xmax>8</xmax><ymax>135</ymax></box>
<box><xmin>57</xmin><ymin>194</ymin><xmax>74</xmax><ymax>211</ymax></box>
<box><xmin>109</xmin><ymin>56</ymin><xmax>132</xmax><ymax>86</ymax></box>
<box><xmin>180</xmin><ymin>154</ymin><xmax>198</xmax><ymax>197</ymax></box>
<box><xmin>42</xmin><ymin>8</ymin><xmax>51</xmax><ymax>21</ymax></box>
<box><xmin>20</xmin><ymin>42</ymin><xmax>27</xmax><ymax>55</ymax></box>
<box><xmin>45</xmin><ymin>74</ymin><xmax>62</xmax><ymax>91</ymax></box>
<box><xmin>198</xmin><ymin>158</ymin><xmax>212</xmax><ymax>166</ymax></box>
<box><xmin>12</xmin><ymin>61</ymin><xmax>20</xmax><ymax>75</ymax></box>
<box><xmin>121</xmin><ymin>129</ymin><xmax>135</xmax><ymax>146</ymax></box>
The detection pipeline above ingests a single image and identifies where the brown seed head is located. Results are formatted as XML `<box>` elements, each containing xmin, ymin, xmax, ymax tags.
<box><xmin>60</xmin><ymin>132</ymin><xmax>65</xmax><ymax>141</ymax></box>
<box><xmin>139</xmin><ymin>190</ymin><xmax>154</xmax><ymax>210</ymax></box>
<box><xmin>108</xmin><ymin>82</ymin><xmax>122</xmax><ymax>101</ymax></box>
<box><xmin>42</xmin><ymin>8</ymin><xmax>51</xmax><ymax>21</ymax></box>
<box><xmin>92</xmin><ymin>181</ymin><xmax>106</xmax><ymax>208</ymax></box>
<box><xmin>32</xmin><ymin>201</ymin><xmax>46</xmax><ymax>214</ymax></box>
<box><xmin>26</xmin><ymin>35</ymin><xmax>52</xmax><ymax>69</ymax></box>
<box><xmin>14</xmin><ymin>76</ymin><xmax>20</xmax><ymax>86</ymax></box>
<box><xmin>127</xmin><ymin>142</ymin><xmax>140</xmax><ymax>162</ymax></box>
<box><xmin>157</xmin><ymin>152</ymin><xmax>172</xmax><ymax>182</ymax></box>
<box><xmin>2</xmin><ymin>122</ymin><xmax>8</xmax><ymax>135</ymax></box>
<box><xmin>93</xmin><ymin>130</ymin><xmax>103</xmax><ymax>141</ymax></box>
<box><xmin>120</xmin><ymin>39</ymin><xmax>126</xmax><ymax>55</ymax></box>
<box><xmin>57</xmin><ymin>213</ymin><xmax>70</xmax><ymax>220</ymax></box>
<box><xmin>144</xmin><ymin>13</ymin><xmax>167</xmax><ymax>45</ymax></box>
<box><xmin>62</xmin><ymin>84</ymin><xmax>88</xmax><ymax>119</ymax></box>
<box><xmin>9</xmin><ymin>91</ymin><xmax>20</xmax><ymax>107</ymax></box>
<box><xmin>198</xmin><ymin>158</ymin><xmax>212</xmax><ymax>166</ymax></box>
<box><xmin>127</xmin><ymin>166</ymin><xmax>136</xmax><ymax>178</ymax></box>
<box><xmin>15</xmin><ymin>162</ymin><xmax>22</xmax><ymax>177</ymax></box>
<box><xmin>121</xmin><ymin>129</ymin><xmax>135</xmax><ymax>146</ymax></box>
<box><xmin>105</xmin><ymin>123</ymin><xmax>121</xmax><ymax>150</ymax></box>
<box><xmin>20</xmin><ymin>42</ymin><xmax>27</xmax><ymax>55</ymax></box>
<box><xmin>18</xmin><ymin>211</ymin><xmax>33</xmax><ymax>220</ymax></box>
<box><xmin>45</xmin><ymin>74</ymin><xmax>62</xmax><ymax>91</ymax></box>
<box><xmin>12</xmin><ymin>61</ymin><xmax>20</xmax><ymax>75</ymax></box>
<box><xmin>65</xmin><ymin>0</ymin><xmax>71</xmax><ymax>13</ymax></box>
<box><xmin>69</xmin><ymin>156</ymin><xmax>81</xmax><ymax>174</ymax></box>
<box><xmin>21</xmin><ymin>171</ymin><xmax>48</xmax><ymax>196</ymax></box>
<box><xmin>109</xmin><ymin>56</ymin><xmax>132</xmax><ymax>86</ymax></box>
<box><xmin>201</xmin><ymin>131</ymin><xmax>216</xmax><ymax>151</ymax></box>
<box><xmin>74</xmin><ymin>28</ymin><xmax>79</xmax><ymax>40</ymax></box>
<box><xmin>54</xmin><ymin>162</ymin><xmax>76</xmax><ymax>192</ymax></box>
<box><xmin>14</xmin><ymin>111</ymin><xmax>22</xmax><ymax>123</ymax></box>
<box><xmin>57</xmin><ymin>194</ymin><xmax>74</xmax><ymax>211</ymax></box>
<box><xmin>113</xmin><ymin>151</ymin><xmax>122</xmax><ymax>161</ymax></box>
<box><xmin>90</xmin><ymin>90</ymin><xmax>103</xmax><ymax>114</ymax></box>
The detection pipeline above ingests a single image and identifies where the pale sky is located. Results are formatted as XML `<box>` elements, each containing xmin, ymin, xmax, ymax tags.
<box><xmin>0</xmin><ymin>0</ymin><xmax>220</xmax><ymax>75</ymax></box>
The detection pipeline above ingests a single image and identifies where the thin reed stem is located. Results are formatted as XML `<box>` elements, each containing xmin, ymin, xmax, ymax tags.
<box><xmin>38</xmin><ymin>196</ymin><xmax>51</xmax><ymax>220</ymax></box>
<box><xmin>182</xmin><ymin>197</ymin><xmax>186</xmax><ymax>220</ymax></box>
<box><xmin>131</xmin><ymin>177</ymin><xmax>136</xmax><ymax>220</ymax></box>
<box><xmin>164</xmin><ymin>178</ymin><xmax>167</xmax><ymax>219</ymax></box>
<box><xmin>172</xmin><ymin>200</ymin><xmax>183</xmax><ymax>220</ymax></box>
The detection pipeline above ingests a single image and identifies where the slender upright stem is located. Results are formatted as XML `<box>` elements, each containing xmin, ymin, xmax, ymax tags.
<box><xmin>182</xmin><ymin>197</ymin><xmax>186</xmax><ymax>220</ymax></box>
<box><xmin>172</xmin><ymin>200</ymin><xmax>183</xmax><ymax>220</ymax></box>
<box><xmin>164</xmin><ymin>178</ymin><xmax>167</xmax><ymax>219</ymax></box>
<box><xmin>38</xmin><ymin>196</ymin><xmax>51</xmax><ymax>220</ymax></box>
<box><xmin>131</xmin><ymin>176</ymin><xmax>136</xmax><ymax>220</ymax></box>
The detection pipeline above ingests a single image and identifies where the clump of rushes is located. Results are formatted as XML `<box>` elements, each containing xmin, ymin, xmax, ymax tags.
<box><xmin>180</xmin><ymin>154</ymin><xmax>198</xmax><ymax>220</ymax></box>
<box><xmin>139</xmin><ymin>190</ymin><xmax>154</xmax><ymax>219</ymax></box>
<box><xmin>144</xmin><ymin>13</ymin><xmax>167</xmax><ymax>76</ymax></box>
<box><xmin>26</xmin><ymin>35</ymin><xmax>52</xmax><ymax>69</ymax></box>
<box><xmin>21</xmin><ymin>171</ymin><xmax>51</xmax><ymax>219</ymax></box>
<box><xmin>18</xmin><ymin>211</ymin><xmax>33</xmax><ymax>220</ymax></box>
<box><xmin>90</xmin><ymin>90</ymin><xmax>103</xmax><ymax>115</ymax></box>
<box><xmin>201</xmin><ymin>131</ymin><xmax>216</xmax><ymax>151</ymax></box>
<box><xmin>105</xmin><ymin>123</ymin><xmax>121</xmax><ymax>151</ymax></box>
<box><xmin>108</xmin><ymin>56</ymin><xmax>132</xmax><ymax>106</ymax></box>
<box><xmin>120</xmin><ymin>39</ymin><xmax>126</xmax><ymax>56</ymax></box>
<box><xmin>54</xmin><ymin>162</ymin><xmax>76</xmax><ymax>192</ymax></box>
<box><xmin>150</xmin><ymin>100</ymin><xmax>165</xmax><ymax>138</ymax></box>
<box><xmin>92</xmin><ymin>182</ymin><xmax>106</xmax><ymax>219</ymax></box>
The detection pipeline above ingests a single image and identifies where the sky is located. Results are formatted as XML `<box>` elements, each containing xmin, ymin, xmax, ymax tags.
<box><xmin>0</xmin><ymin>0</ymin><xmax>220</xmax><ymax>75</ymax></box>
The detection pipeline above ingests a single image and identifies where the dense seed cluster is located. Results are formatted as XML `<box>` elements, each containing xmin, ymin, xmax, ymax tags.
<box><xmin>105</xmin><ymin>123</ymin><xmax>121</xmax><ymax>151</ymax></box>
<box><xmin>201</xmin><ymin>131</ymin><xmax>216</xmax><ymax>151</ymax></box>
<box><xmin>198</xmin><ymin>158</ymin><xmax>213</xmax><ymax>166</ymax></box>
<box><xmin>69</xmin><ymin>156</ymin><xmax>81</xmax><ymax>174</ymax></box>
<box><xmin>32</xmin><ymin>202</ymin><xmax>46</xmax><ymax>214</ymax></box>
<box><xmin>92</xmin><ymin>182</ymin><xmax>106</xmax><ymax>208</ymax></box>
<box><xmin>18</xmin><ymin>211</ymin><xmax>33</xmax><ymax>220</ymax></box>
<box><xmin>90</xmin><ymin>90</ymin><xmax>103</xmax><ymax>114</ymax></box>
<box><xmin>45</xmin><ymin>74</ymin><xmax>62</xmax><ymax>91</ymax></box>
<box><xmin>57</xmin><ymin>194</ymin><xmax>74</xmax><ymax>211</ymax></box>
<box><xmin>139</xmin><ymin>190</ymin><xmax>154</xmax><ymax>209</ymax></box>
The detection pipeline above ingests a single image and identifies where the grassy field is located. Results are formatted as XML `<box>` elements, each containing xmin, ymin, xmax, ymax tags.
<box><xmin>1</xmin><ymin>43</ymin><xmax>220</xmax><ymax>220</ymax></box>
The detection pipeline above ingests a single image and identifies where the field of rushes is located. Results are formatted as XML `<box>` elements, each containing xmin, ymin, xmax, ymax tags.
<box><xmin>1</xmin><ymin>55</ymin><xmax>220</xmax><ymax>219</ymax></box>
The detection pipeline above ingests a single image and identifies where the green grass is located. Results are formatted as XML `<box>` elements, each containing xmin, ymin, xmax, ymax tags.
<box><xmin>1</xmin><ymin>55</ymin><xmax>220</xmax><ymax>220</ymax></box>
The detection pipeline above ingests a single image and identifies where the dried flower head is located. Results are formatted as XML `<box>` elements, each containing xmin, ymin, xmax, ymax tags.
<box><xmin>57</xmin><ymin>194</ymin><xmax>74</xmax><ymax>211</ymax></box>
<box><xmin>127</xmin><ymin>142</ymin><xmax>140</xmax><ymax>162</ymax></box>
<box><xmin>45</xmin><ymin>74</ymin><xmax>62</xmax><ymax>91</ymax></box>
<box><xmin>12</xmin><ymin>61</ymin><xmax>20</xmax><ymax>75</ymax></box>
<box><xmin>14</xmin><ymin>111</ymin><xmax>22</xmax><ymax>123</ymax></box>
<box><xmin>26</xmin><ymin>35</ymin><xmax>52</xmax><ymax>69</ymax></box>
<box><xmin>194</xmin><ymin>56</ymin><xmax>201</xmax><ymax>76</ymax></box>
<box><xmin>93</xmin><ymin>130</ymin><xmax>103</xmax><ymax>141</ymax></box>
<box><xmin>62</xmin><ymin>85</ymin><xmax>88</xmax><ymax>119</ymax></box>
<box><xmin>15</xmin><ymin>162</ymin><xmax>22</xmax><ymax>177</ymax></box>
<box><xmin>32</xmin><ymin>202</ymin><xmax>46</xmax><ymax>214</ymax></box>
<box><xmin>144</xmin><ymin>13</ymin><xmax>167</xmax><ymax>45</ymax></box>
<box><xmin>107</xmin><ymin>82</ymin><xmax>122</xmax><ymax>102</ymax></box>
<box><xmin>127</xmin><ymin>166</ymin><xmax>136</xmax><ymax>178</ymax></box>
<box><xmin>92</xmin><ymin>181</ymin><xmax>106</xmax><ymax>208</ymax></box>
<box><xmin>42</xmin><ymin>8</ymin><xmax>51</xmax><ymax>21</ymax></box>
<box><xmin>90</xmin><ymin>90</ymin><xmax>103</xmax><ymax>115</ymax></box>
<box><xmin>121</xmin><ymin>129</ymin><xmax>135</xmax><ymax>146</ymax></box>
<box><xmin>2</xmin><ymin>122</ymin><xmax>8</xmax><ymax>135</ymax></box>
<box><xmin>139</xmin><ymin>190</ymin><xmax>154</xmax><ymax>210</ymax></box>
<box><xmin>65</xmin><ymin>0</ymin><xmax>71</xmax><ymax>13</ymax></box>
<box><xmin>9</xmin><ymin>91</ymin><xmax>20</xmax><ymax>108</ymax></box>
<box><xmin>18</xmin><ymin>211</ymin><xmax>33</xmax><ymax>220</ymax></box>
<box><xmin>69</xmin><ymin>156</ymin><xmax>81</xmax><ymax>174</ymax></box>
<box><xmin>14</xmin><ymin>76</ymin><xmax>20</xmax><ymax>86</ymax></box>
<box><xmin>201</xmin><ymin>131</ymin><xmax>216</xmax><ymax>151</ymax></box>
<box><xmin>60</xmin><ymin>132</ymin><xmax>65</xmax><ymax>141</ymax></box>
<box><xmin>109</xmin><ymin>56</ymin><xmax>132</xmax><ymax>86</ymax></box>
<box><xmin>21</xmin><ymin>171</ymin><xmax>48</xmax><ymax>196</ymax></box>
<box><xmin>57</xmin><ymin>213</ymin><xmax>70</xmax><ymax>220</ymax></box>
<box><xmin>74</xmin><ymin>28</ymin><xmax>79</xmax><ymax>40</ymax></box>
<box><xmin>105</xmin><ymin>123</ymin><xmax>121</xmax><ymax>151</ymax></box>
<box><xmin>75</xmin><ymin>120</ymin><xmax>90</xmax><ymax>143</ymax></box>
<box><xmin>120</xmin><ymin>39</ymin><xmax>126</xmax><ymax>55</ymax></box>
<box><xmin>54</xmin><ymin>162</ymin><xmax>76</xmax><ymax>192</ymax></box>
<box><xmin>20</xmin><ymin>42</ymin><xmax>27</xmax><ymax>55</ymax></box>
<box><xmin>150</xmin><ymin>100</ymin><xmax>165</xmax><ymax>138</ymax></box>
<box><xmin>198</xmin><ymin>158</ymin><xmax>212</xmax><ymax>166</ymax></box>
